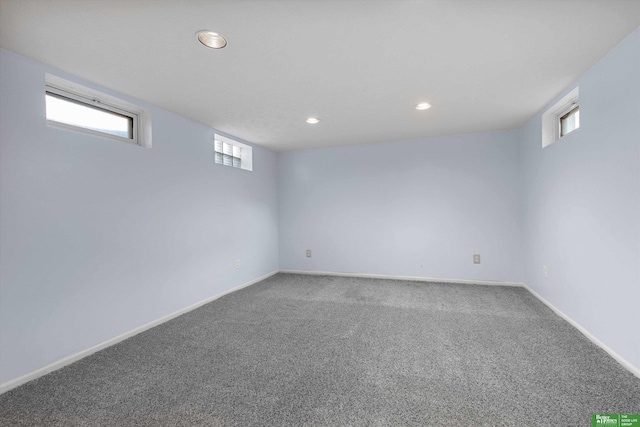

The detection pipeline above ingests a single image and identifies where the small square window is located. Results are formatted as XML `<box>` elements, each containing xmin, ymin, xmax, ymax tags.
<box><xmin>215</xmin><ymin>139</ymin><xmax>242</xmax><ymax>168</ymax></box>
<box><xmin>213</xmin><ymin>135</ymin><xmax>252</xmax><ymax>171</ymax></box>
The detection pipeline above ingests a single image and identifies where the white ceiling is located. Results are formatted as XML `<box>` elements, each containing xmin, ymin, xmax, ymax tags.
<box><xmin>1</xmin><ymin>0</ymin><xmax>639</xmax><ymax>151</ymax></box>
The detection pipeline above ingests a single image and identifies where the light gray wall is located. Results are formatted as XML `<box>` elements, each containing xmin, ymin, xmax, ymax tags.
<box><xmin>0</xmin><ymin>49</ymin><xmax>279</xmax><ymax>384</ymax></box>
<box><xmin>278</xmin><ymin>131</ymin><xmax>522</xmax><ymax>283</ymax></box>
<box><xmin>519</xmin><ymin>28</ymin><xmax>640</xmax><ymax>369</ymax></box>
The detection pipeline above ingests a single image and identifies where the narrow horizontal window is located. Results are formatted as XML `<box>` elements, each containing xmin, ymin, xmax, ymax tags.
<box><xmin>46</xmin><ymin>91</ymin><xmax>134</xmax><ymax>139</ymax></box>
<box><xmin>559</xmin><ymin>105</ymin><xmax>579</xmax><ymax>137</ymax></box>
<box><xmin>43</xmin><ymin>75</ymin><xmax>151</xmax><ymax>148</ymax></box>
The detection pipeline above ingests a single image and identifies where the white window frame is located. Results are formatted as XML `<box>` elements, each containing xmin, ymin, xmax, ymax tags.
<box><xmin>45</xmin><ymin>74</ymin><xmax>152</xmax><ymax>148</ymax></box>
<box><xmin>214</xmin><ymin>134</ymin><xmax>253</xmax><ymax>171</ymax></box>
<box><xmin>542</xmin><ymin>86</ymin><xmax>579</xmax><ymax>148</ymax></box>
<box><xmin>46</xmin><ymin>86</ymin><xmax>139</xmax><ymax>144</ymax></box>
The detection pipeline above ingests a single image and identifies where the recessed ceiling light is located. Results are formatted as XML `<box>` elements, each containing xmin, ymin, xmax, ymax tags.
<box><xmin>305</xmin><ymin>117</ymin><xmax>320</xmax><ymax>124</ymax></box>
<box><xmin>196</xmin><ymin>31</ymin><xmax>227</xmax><ymax>49</ymax></box>
<box><xmin>415</xmin><ymin>102</ymin><xmax>432</xmax><ymax>110</ymax></box>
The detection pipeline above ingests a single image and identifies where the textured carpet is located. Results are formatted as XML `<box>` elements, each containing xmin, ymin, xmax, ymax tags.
<box><xmin>1</xmin><ymin>273</ymin><xmax>639</xmax><ymax>426</ymax></box>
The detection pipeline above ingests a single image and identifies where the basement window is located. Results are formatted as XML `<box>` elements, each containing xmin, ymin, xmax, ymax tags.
<box><xmin>45</xmin><ymin>74</ymin><xmax>151</xmax><ymax>147</ymax></box>
<box><xmin>46</xmin><ymin>89</ymin><xmax>135</xmax><ymax>140</ymax></box>
<box><xmin>541</xmin><ymin>86</ymin><xmax>579</xmax><ymax>148</ymax></box>
<box><xmin>214</xmin><ymin>135</ymin><xmax>253</xmax><ymax>171</ymax></box>
<box><xmin>559</xmin><ymin>104</ymin><xmax>579</xmax><ymax>137</ymax></box>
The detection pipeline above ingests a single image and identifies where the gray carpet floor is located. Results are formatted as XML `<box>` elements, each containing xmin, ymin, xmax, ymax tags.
<box><xmin>1</xmin><ymin>273</ymin><xmax>639</xmax><ymax>426</ymax></box>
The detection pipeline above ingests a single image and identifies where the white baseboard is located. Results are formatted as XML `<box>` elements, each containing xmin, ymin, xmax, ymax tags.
<box><xmin>0</xmin><ymin>270</ymin><xmax>279</xmax><ymax>395</ymax></box>
<box><xmin>522</xmin><ymin>283</ymin><xmax>640</xmax><ymax>379</ymax></box>
<box><xmin>279</xmin><ymin>269</ymin><xmax>524</xmax><ymax>287</ymax></box>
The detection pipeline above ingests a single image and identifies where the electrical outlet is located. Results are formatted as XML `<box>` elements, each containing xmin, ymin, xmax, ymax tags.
<box><xmin>306</xmin><ymin>250</ymin><xmax>312</xmax><ymax>258</ymax></box>
<box><xmin>543</xmin><ymin>265</ymin><xmax>548</xmax><ymax>277</ymax></box>
<box><xmin>473</xmin><ymin>254</ymin><xmax>481</xmax><ymax>264</ymax></box>
<box><xmin>235</xmin><ymin>259</ymin><xmax>240</xmax><ymax>269</ymax></box>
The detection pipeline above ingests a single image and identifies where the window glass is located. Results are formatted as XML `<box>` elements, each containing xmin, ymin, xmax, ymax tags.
<box><xmin>215</xmin><ymin>138</ymin><xmax>243</xmax><ymax>168</ymax></box>
<box><xmin>560</xmin><ymin>105</ymin><xmax>579</xmax><ymax>137</ymax></box>
<box><xmin>46</xmin><ymin>92</ymin><xmax>133</xmax><ymax>139</ymax></box>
